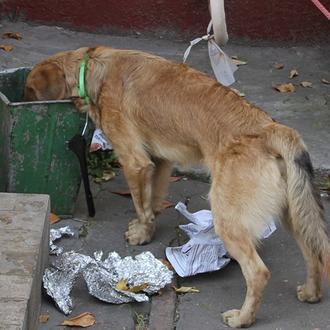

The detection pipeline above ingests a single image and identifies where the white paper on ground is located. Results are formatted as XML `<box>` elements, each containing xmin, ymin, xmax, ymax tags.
<box><xmin>166</xmin><ymin>202</ymin><xmax>277</xmax><ymax>277</ymax></box>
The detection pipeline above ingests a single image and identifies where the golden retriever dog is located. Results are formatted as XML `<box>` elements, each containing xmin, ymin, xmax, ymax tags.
<box><xmin>24</xmin><ymin>46</ymin><xmax>330</xmax><ymax>328</ymax></box>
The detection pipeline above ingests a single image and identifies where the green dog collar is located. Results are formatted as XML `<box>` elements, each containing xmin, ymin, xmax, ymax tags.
<box><xmin>78</xmin><ymin>54</ymin><xmax>90</xmax><ymax>104</ymax></box>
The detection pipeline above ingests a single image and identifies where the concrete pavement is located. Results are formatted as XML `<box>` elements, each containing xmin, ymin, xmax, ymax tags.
<box><xmin>0</xmin><ymin>193</ymin><xmax>49</xmax><ymax>330</ymax></box>
<box><xmin>0</xmin><ymin>21</ymin><xmax>329</xmax><ymax>329</ymax></box>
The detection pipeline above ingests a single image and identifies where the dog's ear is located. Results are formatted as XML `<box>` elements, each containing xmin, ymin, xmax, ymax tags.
<box><xmin>24</xmin><ymin>63</ymin><xmax>67</xmax><ymax>101</ymax></box>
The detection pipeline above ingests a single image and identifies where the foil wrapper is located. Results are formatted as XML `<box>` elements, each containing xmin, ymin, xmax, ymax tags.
<box><xmin>43</xmin><ymin>252</ymin><xmax>93</xmax><ymax>314</ymax></box>
<box><xmin>43</xmin><ymin>251</ymin><xmax>173</xmax><ymax>314</ymax></box>
<box><xmin>49</xmin><ymin>226</ymin><xmax>75</xmax><ymax>255</ymax></box>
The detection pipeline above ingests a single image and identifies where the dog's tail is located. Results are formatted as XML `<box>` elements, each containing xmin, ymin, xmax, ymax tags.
<box><xmin>264</xmin><ymin>122</ymin><xmax>330</xmax><ymax>281</ymax></box>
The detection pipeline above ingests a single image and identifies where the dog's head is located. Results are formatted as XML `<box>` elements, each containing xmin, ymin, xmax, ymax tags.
<box><xmin>24</xmin><ymin>62</ymin><xmax>69</xmax><ymax>101</ymax></box>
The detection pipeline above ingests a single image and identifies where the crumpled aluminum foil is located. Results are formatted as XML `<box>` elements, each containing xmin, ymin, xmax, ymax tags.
<box><xmin>43</xmin><ymin>250</ymin><xmax>173</xmax><ymax>314</ymax></box>
<box><xmin>49</xmin><ymin>226</ymin><xmax>75</xmax><ymax>255</ymax></box>
<box><xmin>43</xmin><ymin>252</ymin><xmax>93</xmax><ymax>314</ymax></box>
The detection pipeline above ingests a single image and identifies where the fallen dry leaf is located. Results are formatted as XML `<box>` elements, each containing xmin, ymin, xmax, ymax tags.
<box><xmin>61</xmin><ymin>312</ymin><xmax>95</xmax><ymax>327</ymax></box>
<box><xmin>272</xmin><ymin>63</ymin><xmax>284</xmax><ymax>70</ymax></box>
<box><xmin>162</xmin><ymin>200</ymin><xmax>174</xmax><ymax>209</ymax></box>
<box><xmin>169</xmin><ymin>176</ymin><xmax>182</xmax><ymax>183</ymax></box>
<box><xmin>39</xmin><ymin>313</ymin><xmax>50</xmax><ymax>323</ymax></box>
<box><xmin>300</xmin><ymin>81</ymin><xmax>312</xmax><ymax>88</ymax></box>
<box><xmin>159</xmin><ymin>258</ymin><xmax>174</xmax><ymax>271</ymax></box>
<box><xmin>321</xmin><ymin>78</ymin><xmax>330</xmax><ymax>85</ymax></box>
<box><xmin>231</xmin><ymin>57</ymin><xmax>247</xmax><ymax>66</ymax></box>
<box><xmin>128</xmin><ymin>283</ymin><xmax>149</xmax><ymax>293</ymax></box>
<box><xmin>2</xmin><ymin>32</ymin><xmax>22</xmax><ymax>40</ymax></box>
<box><xmin>0</xmin><ymin>44</ymin><xmax>14</xmax><ymax>52</ymax></box>
<box><xmin>173</xmin><ymin>286</ymin><xmax>200</xmax><ymax>294</ymax></box>
<box><xmin>94</xmin><ymin>169</ymin><xmax>115</xmax><ymax>183</ymax></box>
<box><xmin>289</xmin><ymin>69</ymin><xmax>299</xmax><ymax>79</ymax></box>
<box><xmin>231</xmin><ymin>88</ymin><xmax>245</xmax><ymax>97</ymax></box>
<box><xmin>49</xmin><ymin>213</ymin><xmax>60</xmax><ymax>224</ymax></box>
<box><xmin>115</xmin><ymin>278</ymin><xmax>148</xmax><ymax>293</ymax></box>
<box><xmin>319</xmin><ymin>173</ymin><xmax>330</xmax><ymax>197</ymax></box>
<box><xmin>116</xmin><ymin>278</ymin><xmax>129</xmax><ymax>291</ymax></box>
<box><xmin>111</xmin><ymin>190</ymin><xmax>131</xmax><ymax>197</ymax></box>
<box><xmin>273</xmin><ymin>83</ymin><xmax>295</xmax><ymax>93</ymax></box>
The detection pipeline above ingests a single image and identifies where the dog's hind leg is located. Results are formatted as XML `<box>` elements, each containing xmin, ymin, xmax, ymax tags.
<box><xmin>211</xmin><ymin>195</ymin><xmax>270</xmax><ymax>328</ymax></box>
<box><xmin>151</xmin><ymin>158</ymin><xmax>173</xmax><ymax>215</ymax></box>
<box><xmin>295</xmin><ymin>236</ymin><xmax>323</xmax><ymax>302</ymax></box>
<box><xmin>209</xmin><ymin>139</ymin><xmax>288</xmax><ymax>327</ymax></box>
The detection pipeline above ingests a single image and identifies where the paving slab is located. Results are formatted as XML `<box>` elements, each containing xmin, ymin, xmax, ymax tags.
<box><xmin>0</xmin><ymin>193</ymin><xmax>50</xmax><ymax>330</ymax></box>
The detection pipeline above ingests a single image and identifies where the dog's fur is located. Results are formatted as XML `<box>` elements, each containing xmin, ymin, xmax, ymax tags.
<box><xmin>25</xmin><ymin>46</ymin><xmax>330</xmax><ymax>328</ymax></box>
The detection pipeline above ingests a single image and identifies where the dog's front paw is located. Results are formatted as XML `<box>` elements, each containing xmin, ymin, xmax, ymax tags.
<box><xmin>222</xmin><ymin>309</ymin><xmax>254</xmax><ymax>328</ymax></box>
<box><xmin>125</xmin><ymin>219</ymin><xmax>155</xmax><ymax>245</ymax></box>
<box><xmin>297</xmin><ymin>284</ymin><xmax>322</xmax><ymax>303</ymax></box>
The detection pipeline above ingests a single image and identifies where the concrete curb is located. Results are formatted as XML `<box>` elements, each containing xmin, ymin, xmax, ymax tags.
<box><xmin>0</xmin><ymin>193</ymin><xmax>50</xmax><ymax>330</ymax></box>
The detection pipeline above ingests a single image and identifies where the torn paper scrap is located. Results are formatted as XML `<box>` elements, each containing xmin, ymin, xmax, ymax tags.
<box><xmin>166</xmin><ymin>202</ymin><xmax>276</xmax><ymax>277</ymax></box>
<box><xmin>90</xmin><ymin>128</ymin><xmax>113</xmax><ymax>152</ymax></box>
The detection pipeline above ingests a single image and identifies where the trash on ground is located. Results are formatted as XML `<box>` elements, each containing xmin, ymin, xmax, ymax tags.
<box><xmin>300</xmin><ymin>81</ymin><xmax>313</xmax><ymax>88</ymax></box>
<box><xmin>289</xmin><ymin>69</ymin><xmax>299</xmax><ymax>79</ymax></box>
<box><xmin>0</xmin><ymin>44</ymin><xmax>14</xmax><ymax>52</ymax></box>
<box><xmin>272</xmin><ymin>63</ymin><xmax>284</xmax><ymax>70</ymax></box>
<box><xmin>111</xmin><ymin>190</ymin><xmax>132</xmax><ymax>197</ymax></box>
<box><xmin>49</xmin><ymin>213</ymin><xmax>61</xmax><ymax>224</ymax></box>
<box><xmin>49</xmin><ymin>226</ymin><xmax>75</xmax><ymax>255</ymax></box>
<box><xmin>38</xmin><ymin>313</ymin><xmax>50</xmax><ymax>323</ymax></box>
<box><xmin>231</xmin><ymin>56</ymin><xmax>247</xmax><ymax>66</ymax></box>
<box><xmin>321</xmin><ymin>78</ymin><xmax>330</xmax><ymax>85</ymax></box>
<box><xmin>2</xmin><ymin>32</ymin><xmax>22</xmax><ymax>40</ymax></box>
<box><xmin>115</xmin><ymin>278</ymin><xmax>149</xmax><ymax>293</ymax></box>
<box><xmin>162</xmin><ymin>200</ymin><xmax>175</xmax><ymax>209</ymax></box>
<box><xmin>43</xmin><ymin>250</ymin><xmax>173</xmax><ymax>315</ymax></box>
<box><xmin>169</xmin><ymin>176</ymin><xmax>182</xmax><ymax>182</ymax></box>
<box><xmin>173</xmin><ymin>286</ymin><xmax>200</xmax><ymax>294</ymax></box>
<box><xmin>159</xmin><ymin>258</ymin><xmax>174</xmax><ymax>271</ymax></box>
<box><xmin>166</xmin><ymin>202</ymin><xmax>276</xmax><ymax>277</ymax></box>
<box><xmin>61</xmin><ymin>312</ymin><xmax>96</xmax><ymax>328</ymax></box>
<box><xmin>231</xmin><ymin>88</ymin><xmax>245</xmax><ymax>97</ymax></box>
<box><xmin>273</xmin><ymin>83</ymin><xmax>295</xmax><ymax>93</ymax></box>
<box><xmin>90</xmin><ymin>128</ymin><xmax>112</xmax><ymax>152</ymax></box>
<box><xmin>78</xmin><ymin>224</ymin><xmax>89</xmax><ymax>237</ymax></box>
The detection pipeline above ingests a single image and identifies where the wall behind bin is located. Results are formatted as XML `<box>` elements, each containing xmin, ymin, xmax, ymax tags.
<box><xmin>0</xmin><ymin>0</ymin><xmax>329</xmax><ymax>41</ymax></box>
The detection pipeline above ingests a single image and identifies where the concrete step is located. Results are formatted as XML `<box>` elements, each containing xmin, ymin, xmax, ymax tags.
<box><xmin>0</xmin><ymin>193</ymin><xmax>50</xmax><ymax>330</ymax></box>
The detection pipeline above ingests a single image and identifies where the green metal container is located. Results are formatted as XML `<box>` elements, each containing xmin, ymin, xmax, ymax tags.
<box><xmin>0</xmin><ymin>67</ymin><xmax>86</xmax><ymax>215</ymax></box>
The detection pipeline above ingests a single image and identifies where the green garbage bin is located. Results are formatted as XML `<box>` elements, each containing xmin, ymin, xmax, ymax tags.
<box><xmin>0</xmin><ymin>67</ymin><xmax>86</xmax><ymax>215</ymax></box>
